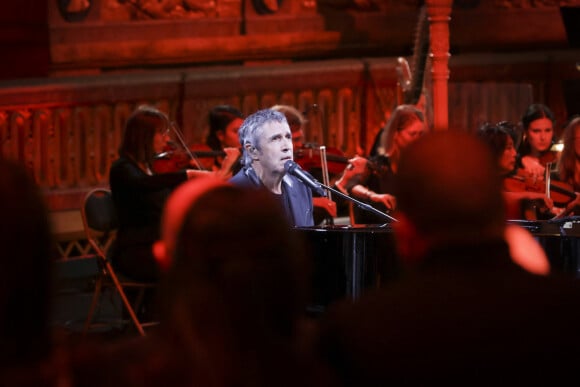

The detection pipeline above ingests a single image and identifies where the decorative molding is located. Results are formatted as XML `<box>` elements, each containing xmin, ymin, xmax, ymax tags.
<box><xmin>0</xmin><ymin>59</ymin><xmax>388</xmax><ymax>211</ymax></box>
<box><xmin>99</xmin><ymin>0</ymin><xmax>227</xmax><ymax>21</ymax></box>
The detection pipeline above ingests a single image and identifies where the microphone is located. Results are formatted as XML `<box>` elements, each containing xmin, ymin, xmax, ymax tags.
<box><xmin>284</xmin><ymin>160</ymin><xmax>327</xmax><ymax>197</ymax></box>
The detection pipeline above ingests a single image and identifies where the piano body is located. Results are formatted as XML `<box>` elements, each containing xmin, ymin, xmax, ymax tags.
<box><xmin>297</xmin><ymin>219</ymin><xmax>580</xmax><ymax>314</ymax></box>
<box><xmin>294</xmin><ymin>224</ymin><xmax>399</xmax><ymax>312</ymax></box>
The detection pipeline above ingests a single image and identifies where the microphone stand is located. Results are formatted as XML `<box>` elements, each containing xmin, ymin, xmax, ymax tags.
<box><xmin>318</xmin><ymin>182</ymin><xmax>398</xmax><ymax>223</ymax></box>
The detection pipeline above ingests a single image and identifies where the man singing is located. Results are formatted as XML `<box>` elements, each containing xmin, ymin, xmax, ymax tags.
<box><xmin>229</xmin><ymin>108</ymin><xmax>314</xmax><ymax>227</ymax></box>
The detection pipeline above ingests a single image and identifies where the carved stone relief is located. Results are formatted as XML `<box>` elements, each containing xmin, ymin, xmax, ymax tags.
<box><xmin>99</xmin><ymin>0</ymin><xmax>242</xmax><ymax>21</ymax></box>
<box><xmin>57</xmin><ymin>0</ymin><xmax>93</xmax><ymax>22</ymax></box>
<box><xmin>252</xmin><ymin>0</ymin><xmax>281</xmax><ymax>13</ymax></box>
<box><xmin>317</xmin><ymin>0</ymin><xmax>421</xmax><ymax>11</ymax></box>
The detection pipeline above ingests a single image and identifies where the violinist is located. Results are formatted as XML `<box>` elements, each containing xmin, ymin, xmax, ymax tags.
<box><xmin>556</xmin><ymin>116</ymin><xmax>580</xmax><ymax>214</ymax></box>
<box><xmin>517</xmin><ymin>103</ymin><xmax>559</xmax><ymax>178</ymax></box>
<box><xmin>477</xmin><ymin>121</ymin><xmax>556</xmax><ymax>220</ymax></box>
<box><xmin>348</xmin><ymin>104</ymin><xmax>426</xmax><ymax>224</ymax></box>
<box><xmin>203</xmin><ymin>105</ymin><xmax>244</xmax><ymax>176</ymax></box>
<box><xmin>109</xmin><ymin>105</ymin><xmax>234</xmax><ymax>283</ymax></box>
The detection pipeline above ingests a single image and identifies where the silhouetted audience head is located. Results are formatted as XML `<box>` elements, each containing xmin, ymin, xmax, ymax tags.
<box><xmin>157</xmin><ymin>183</ymin><xmax>310</xmax><ymax>386</ymax></box>
<box><xmin>393</xmin><ymin>131</ymin><xmax>505</xmax><ymax>261</ymax></box>
<box><xmin>153</xmin><ymin>176</ymin><xmax>230</xmax><ymax>272</ymax></box>
<box><xmin>0</xmin><ymin>158</ymin><xmax>53</xmax><ymax>367</ymax></box>
<box><xmin>205</xmin><ymin>105</ymin><xmax>244</xmax><ymax>150</ymax></box>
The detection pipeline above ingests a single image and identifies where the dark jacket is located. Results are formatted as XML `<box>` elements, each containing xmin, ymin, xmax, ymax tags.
<box><xmin>229</xmin><ymin>167</ymin><xmax>314</xmax><ymax>227</ymax></box>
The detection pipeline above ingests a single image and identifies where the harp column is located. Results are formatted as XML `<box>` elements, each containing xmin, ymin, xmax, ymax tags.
<box><xmin>426</xmin><ymin>0</ymin><xmax>453</xmax><ymax>131</ymax></box>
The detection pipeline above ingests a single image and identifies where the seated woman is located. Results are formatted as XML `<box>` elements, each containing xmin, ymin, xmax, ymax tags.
<box><xmin>517</xmin><ymin>103</ymin><xmax>559</xmax><ymax>178</ymax></box>
<box><xmin>109</xmin><ymin>105</ymin><xmax>236</xmax><ymax>282</ymax></box>
<box><xmin>203</xmin><ymin>105</ymin><xmax>244</xmax><ymax>176</ymax></box>
<box><xmin>477</xmin><ymin>121</ymin><xmax>557</xmax><ymax>220</ymax></box>
<box><xmin>347</xmin><ymin>104</ymin><xmax>426</xmax><ymax>224</ymax></box>
<box><xmin>555</xmin><ymin>116</ymin><xmax>580</xmax><ymax>215</ymax></box>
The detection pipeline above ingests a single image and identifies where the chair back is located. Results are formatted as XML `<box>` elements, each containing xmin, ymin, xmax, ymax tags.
<box><xmin>81</xmin><ymin>189</ymin><xmax>118</xmax><ymax>258</ymax></box>
<box><xmin>80</xmin><ymin>188</ymin><xmax>155</xmax><ymax>337</ymax></box>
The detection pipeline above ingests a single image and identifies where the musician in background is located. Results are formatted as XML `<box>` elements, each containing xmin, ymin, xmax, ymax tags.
<box><xmin>110</xmin><ymin>105</ymin><xmax>235</xmax><ymax>282</ymax></box>
<box><xmin>348</xmin><ymin>104</ymin><xmax>425</xmax><ymax>224</ymax></box>
<box><xmin>517</xmin><ymin>103</ymin><xmax>559</xmax><ymax>178</ymax></box>
<box><xmin>271</xmin><ymin>104</ymin><xmax>306</xmax><ymax>149</ymax></box>
<box><xmin>556</xmin><ymin>116</ymin><xmax>580</xmax><ymax>214</ymax></box>
<box><xmin>477</xmin><ymin>121</ymin><xmax>555</xmax><ymax>220</ymax></box>
<box><xmin>204</xmin><ymin>104</ymin><xmax>244</xmax><ymax>175</ymax></box>
<box><xmin>229</xmin><ymin>108</ymin><xmax>315</xmax><ymax>227</ymax></box>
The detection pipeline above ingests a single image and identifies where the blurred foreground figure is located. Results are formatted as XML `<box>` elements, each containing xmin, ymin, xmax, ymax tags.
<box><xmin>319</xmin><ymin>131</ymin><xmax>580</xmax><ymax>386</ymax></box>
<box><xmin>0</xmin><ymin>158</ymin><xmax>63</xmax><ymax>386</ymax></box>
<box><xmin>74</xmin><ymin>179</ymin><xmax>337</xmax><ymax>387</ymax></box>
<box><xmin>156</xmin><ymin>183</ymin><xmax>332</xmax><ymax>386</ymax></box>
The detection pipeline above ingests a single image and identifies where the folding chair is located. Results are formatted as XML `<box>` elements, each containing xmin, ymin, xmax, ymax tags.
<box><xmin>81</xmin><ymin>188</ymin><xmax>156</xmax><ymax>337</ymax></box>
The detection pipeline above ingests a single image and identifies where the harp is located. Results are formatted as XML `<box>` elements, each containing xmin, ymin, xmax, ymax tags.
<box><xmin>396</xmin><ymin>5</ymin><xmax>430</xmax><ymax>106</ymax></box>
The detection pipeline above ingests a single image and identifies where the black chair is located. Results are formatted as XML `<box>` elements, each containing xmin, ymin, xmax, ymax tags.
<box><xmin>81</xmin><ymin>188</ymin><xmax>156</xmax><ymax>336</ymax></box>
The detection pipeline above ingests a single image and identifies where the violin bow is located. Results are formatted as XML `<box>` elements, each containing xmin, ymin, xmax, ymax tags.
<box><xmin>319</xmin><ymin>145</ymin><xmax>332</xmax><ymax>201</ymax></box>
<box><xmin>169</xmin><ymin>122</ymin><xmax>206</xmax><ymax>171</ymax></box>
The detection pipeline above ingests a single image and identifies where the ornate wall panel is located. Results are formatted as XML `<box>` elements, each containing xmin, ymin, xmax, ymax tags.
<box><xmin>0</xmin><ymin>59</ymin><xmax>398</xmax><ymax>215</ymax></box>
<box><xmin>1</xmin><ymin>52</ymin><xmax>574</xmax><ymax>211</ymax></box>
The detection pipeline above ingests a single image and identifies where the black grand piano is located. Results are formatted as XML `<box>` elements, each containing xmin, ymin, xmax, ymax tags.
<box><xmin>296</xmin><ymin>218</ymin><xmax>580</xmax><ymax>314</ymax></box>
<box><xmin>294</xmin><ymin>224</ymin><xmax>399</xmax><ymax>313</ymax></box>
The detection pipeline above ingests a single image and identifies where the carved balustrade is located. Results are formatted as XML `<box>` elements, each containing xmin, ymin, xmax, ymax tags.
<box><xmin>0</xmin><ymin>59</ymin><xmax>400</xmax><ymax>214</ymax></box>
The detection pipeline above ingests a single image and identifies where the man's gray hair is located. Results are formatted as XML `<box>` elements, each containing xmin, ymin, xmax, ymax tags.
<box><xmin>238</xmin><ymin>108</ymin><xmax>288</xmax><ymax>167</ymax></box>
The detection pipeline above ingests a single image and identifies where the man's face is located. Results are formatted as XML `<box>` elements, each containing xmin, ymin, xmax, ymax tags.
<box><xmin>254</xmin><ymin>121</ymin><xmax>293</xmax><ymax>175</ymax></box>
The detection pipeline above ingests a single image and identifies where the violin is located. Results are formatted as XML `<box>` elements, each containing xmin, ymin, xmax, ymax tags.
<box><xmin>152</xmin><ymin>142</ymin><xmax>235</xmax><ymax>174</ymax></box>
<box><xmin>504</xmin><ymin>166</ymin><xmax>576</xmax><ymax>206</ymax></box>
<box><xmin>187</xmin><ymin>143</ymin><xmax>228</xmax><ymax>171</ymax></box>
<box><xmin>151</xmin><ymin>121</ymin><xmax>238</xmax><ymax>174</ymax></box>
<box><xmin>503</xmin><ymin>168</ymin><xmax>577</xmax><ymax>220</ymax></box>
<box><xmin>152</xmin><ymin>142</ymin><xmax>190</xmax><ymax>174</ymax></box>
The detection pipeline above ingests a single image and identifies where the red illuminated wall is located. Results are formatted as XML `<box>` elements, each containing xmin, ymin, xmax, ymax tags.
<box><xmin>0</xmin><ymin>0</ymin><xmax>50</xmax><ymax>79</ymax></box>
